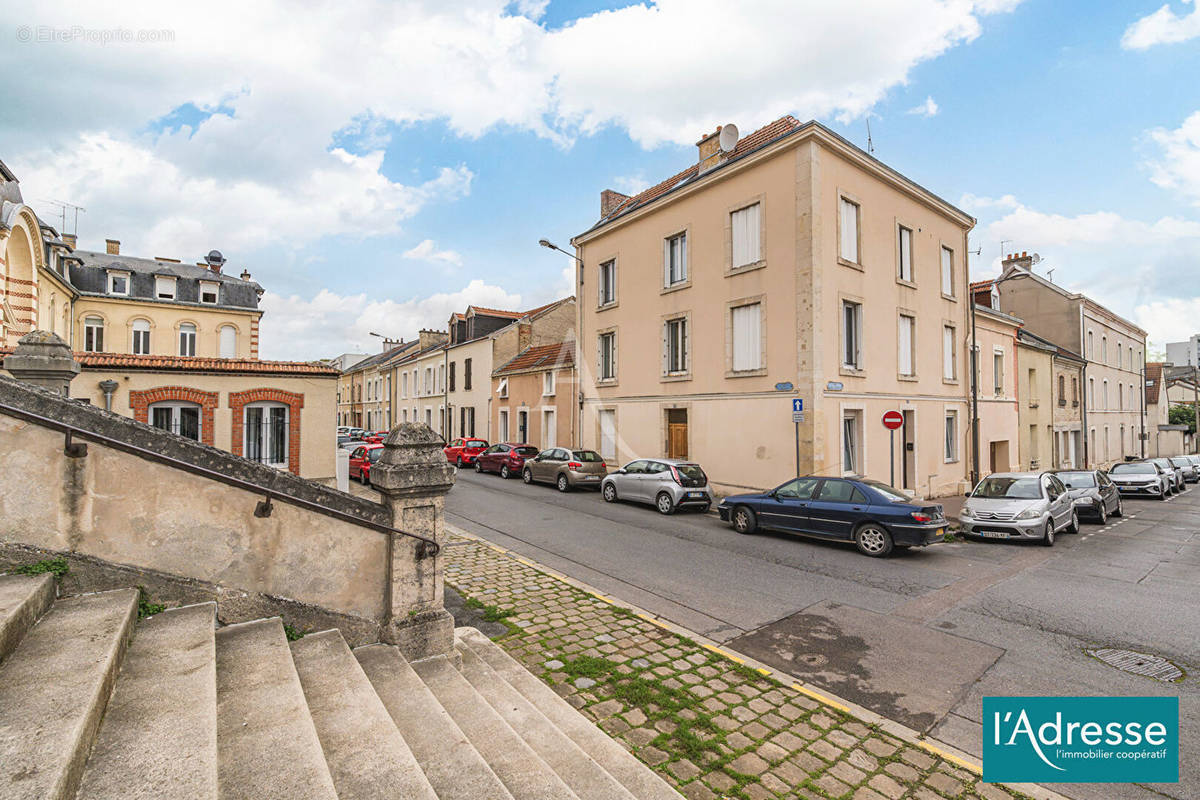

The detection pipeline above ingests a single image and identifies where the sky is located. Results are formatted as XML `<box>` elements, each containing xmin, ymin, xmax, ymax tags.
<box><xmin>3</xmin><ymin>0</ymin><xmax>1199</xmax><ymax>360</ymax></box>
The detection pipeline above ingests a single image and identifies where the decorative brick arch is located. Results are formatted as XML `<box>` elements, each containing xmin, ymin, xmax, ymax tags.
<box><xmin>129</xmin><ymin>386</ymin><xmax>219</xmax><ymax>446</ymax></box>
<box><xmin>228</xmin><ymin>388</ymin><xmax>305</xmax><ymax>475</ymax></box>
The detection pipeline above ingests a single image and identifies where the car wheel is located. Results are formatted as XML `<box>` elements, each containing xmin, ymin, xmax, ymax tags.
<box><xmin>1042</xmin><ymin>522</ymin><xmax>1055</xmax><ymax>547</ymax></box>
<box><xmin>501</xmin><ymin>464</ymin><xmax>512</xmax><ymax>480</ymax></box>
<box><xmin>602</xmin><ymin>483</ymin><xmax>617</xmax><ymax>503</ymax></box>
<box><xmin>1097</xmin><ymin>504</ymin><xmax>1107</xmax><ymax>525</ymax></box>
<box><xmin>854</xmin><ymin>524</ymin><xmax>894</xmax><ymax>557</ymax></box>
<box><xmin>732</xmin><ymin>506</ymin><xmax>756</xmax><ymax>534</ymax></box>
<box><xmin>557</xmin><ymin>474</ymin><xmax>570</xmax><ymax>493</ymax></box>
<box><xmin>521</xmin><ymin>468</ymin><xmax>532</xmax><ymax>484</ymax></box>
<box><xmin>1068</xmin><ymin>511</ymin><xmax>1079</xmax><ymax>534</ymax></box>
<box><xmin>655</xmin><ymin>492</ymin><xmax>674</xmax><ymax>515</ymax></box>
<box><xmin>1160</xmin><ymin>487</ymin><xmax>1169</xmax><ymax>500</ymax></box>
<box><xmin>475</xmin><ymin>460</ymin><xmax>483</xmax><ymax>472</ymax></box>
<box><xmin>699</xmin><ymin>503</ymin><xmax>711</xmax><ymax>514</ymax></box>
<box><xmin>456</xmin><ymin>456</ymin><xmax>463</xmax><ymax>468</ymax></box>
<box><xmin>1113</xmin><ymin>498</ymin><xmax>1123</xmax><ymax>517</ymax></box>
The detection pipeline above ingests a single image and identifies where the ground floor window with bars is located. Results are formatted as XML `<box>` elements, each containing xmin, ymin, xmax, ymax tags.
<box><xmin>150</xmin><ymin>402</ymin><xmax>201</xmax><ymax>441</ymax></box>
<box><xmin>244</xmin><ymin>402</ymin><xmax>289</xmax><ymax>468</ymax></box>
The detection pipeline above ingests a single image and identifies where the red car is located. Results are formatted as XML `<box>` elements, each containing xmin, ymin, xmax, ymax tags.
<box><xmin>364</xmin><ymin>430</ymin><xmax>389</xmax><ymax>444</ymax></box>
<box><xmin>349</xmin><ymin>443</ymin><xmax>384</xmax><ymax>484</ymax></box>
<box><xmin>444</xmin><ymin>438</ymin><xmax>488</xmax><ymax>467</ymax></box>
<box><xmin>475</xmin><ymin>442</ymin><xmax>540</xmax><ymax>479</ymax></box>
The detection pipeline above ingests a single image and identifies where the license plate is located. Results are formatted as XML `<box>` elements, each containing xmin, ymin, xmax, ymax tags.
<box><xmin>936</xmin><ymin>527</ymin><xmax>946</xmax><ymax>537</ymax></box>
<box><xmin>980</xmin><ymin>530</ymin><xmax>1009</xmax><ymax>539</ymax></box>
<box><xmin>689</xmin><ymin>492</ymin><xmax>705</xmax><ymax>498</ymax></box>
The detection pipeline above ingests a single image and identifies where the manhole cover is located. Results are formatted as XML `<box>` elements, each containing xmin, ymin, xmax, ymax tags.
<box><xmin>1086</xmin><ymin>647</ymin><xmax>1184</xmax><ymax>682</ymax></box>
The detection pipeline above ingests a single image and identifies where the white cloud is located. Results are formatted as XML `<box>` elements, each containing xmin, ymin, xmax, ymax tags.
<box><xmin>402</xmin><ymin>239</ymin><xmax>463</xmax><ymax>266</ymax></box>
<box><xmin>513</xmin><ymin>0</ymin><xmax>550</xmax><ymax>20</ymax></box>
<box><xmin>1132</xmin><ymin>297</ymin><xmax>1200</xmax><ymax>347</ymax></box>
<box><xmin>907</xmin><ymin>96</ymin><xmax>939</xmax><ymax>117</ymax></box>
<box><xmin>1121</xmin><ymin>1</ymin><xmax>1200</xmax><ymax>50</ymax></box>
<box><xmin>1145</xmin><ymin>111</ymin><xmax>1200</xmax><ymax>206</ymax></box>
<box><xmin>259</xmin><ymin>279</ymin><xmax>525</xmax><ymax>359</ymax></box>
<box><xmin>612</xmin><ymin>173</ymin><xmax>650</xmax><ymax>195</ymax></box>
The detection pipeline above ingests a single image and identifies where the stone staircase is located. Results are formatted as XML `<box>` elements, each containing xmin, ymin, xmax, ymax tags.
<box><xmin>0</xmin><ymin>574</ymin><xmax>683</xmax><ymax>800</ymax></box>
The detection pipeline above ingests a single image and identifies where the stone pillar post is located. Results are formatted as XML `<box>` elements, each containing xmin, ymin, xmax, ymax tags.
<box><xmin>3</xmin><ymin>331</ymin><xmax>80</xmax><ymax>396</ymax></box>
<box><xmin>371</xmin><ymin>423</ymin><xmax>457</xmax><ymax>661</ymax></box>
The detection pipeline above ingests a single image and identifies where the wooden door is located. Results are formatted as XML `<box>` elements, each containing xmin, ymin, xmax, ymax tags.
<box><xmin>668</xmin><ymin>423</ymin><xmax>688</xmax><ymax>459</ymax></box>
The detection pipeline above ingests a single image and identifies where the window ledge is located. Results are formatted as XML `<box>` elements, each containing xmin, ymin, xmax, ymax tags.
<box><xmin>725</xmin><ymin>368</ymin><xmax>768</xmax><ymax>379</ymax></box>
<box><xmin>941</xmin><ymin>293</ymin><xmax>958</xmax><ymax>302</ymax></box>
<box><xmin>660</xmin><ymin>281</ymin><xmax>692</xmax><ymax>296</ymax></box>
<box><xmin>660</xmin><ymin>373</ymin><xmax>692</xmax><ymax>383</ymax></box>
<box><xmin>839</xmin><ymin>366</ymin><xmax>865</xmax><ymax>378</ymax></box>
<box><xmin>898</xmin><ymin>374</ymin><xmax>919</xmax><ymax>382</ymax></box>
<box><xmin>727</xmin><ymin>260</ymin><xmax>766</xmax><ymax>277</ymax></box>
<box><xmin>596</xmin><ymin>300</ymin><xmax>619</xmax><ymax>312</ymax></box>
<box><xmin>596</xmin><ymin>378</ymin><xmax>619</xmax><ymax>388</ymax></box>
<box><xmin>896</xmin><ymin>278</ymin><xmax>917</xmax><ymax>289</ymax></box>
<box><xmin>837</xmin><ymin>257</ymin><xmax>864</xmax><ymax>272</ymax></box>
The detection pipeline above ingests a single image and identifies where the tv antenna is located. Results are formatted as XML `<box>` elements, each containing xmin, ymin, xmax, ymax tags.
<box><xmin>39</xmin><ymin>199</ymin><xmax>86</xmax><ymax>236</ymax></box>
<box><xmin>865</xmin><ymin>118</ymin><xmax>874</xmax><ymax>154</ymax></box>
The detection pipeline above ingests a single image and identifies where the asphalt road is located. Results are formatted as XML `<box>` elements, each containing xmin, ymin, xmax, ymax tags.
<box><xmin>444</xmin><ymin>469</ymin><xmax>1199</xmax><ymax>800</ymax></box>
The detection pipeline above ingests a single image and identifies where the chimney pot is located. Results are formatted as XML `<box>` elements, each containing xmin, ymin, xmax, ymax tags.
<box><xmin>240</xmin><ymin>269</ymin><xmax>252</xmax><ymax>281</ymax></box>
<box><xmin>1021</xmin><ymin>251</ymin><xmax>1027</xmax><ymax>258</ymax></box>
<box><xmin>62</xmin><ymin>233</ymin><xmax>77</xmax><ymax>249</ymax></box>
<box><xmin>105</xmin><ymin>238</ymin><xmax>120</xmax><ymax>255</ymax></box>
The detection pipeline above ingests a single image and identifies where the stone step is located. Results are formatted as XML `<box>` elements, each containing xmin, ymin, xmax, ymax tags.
<box><xmin>412</xmin><ymin>653</ymin><xmax>580</xmax><ymax>800</ymax></box>
<box><xmin>76</xmin><ymin>603</ymin><xmax>219</xmax><ymax>800</ymax></box>
<box><xmin>457</xmin><ymin>627</ymin><xmax>683</xmax><ymax>800</ymax></box>
<box><xmin>215</xmin><ymin>618</ymin><xmax>338</xmax><ymax>800</ymax></box>
<box><xmin>354</xmin><ymin>644</ymin><xmax>515</xmax><ymax>800</ymax></box>
<box><xmin>0</xmin><ymin>588</ymin><xmax>139</xmax><ymax>800</ymax></box>
<box><xmin>455</xmin><ymin>637</ymin><xmax>637</xmax><ymax>800</ymax></box>
<box><xmin>290</xmin><ymin>631</ymin><xmax>437</xmax><ymax>800</ymax></box>
<box><xmin>0</xmin><ymin>572</ymin><xmax>55</xmax><ymax>663</ymax></box>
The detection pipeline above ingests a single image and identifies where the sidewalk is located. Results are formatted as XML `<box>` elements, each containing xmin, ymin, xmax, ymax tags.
<box><xmin>443</xmin><ymin>528</ymin><xmax>1045</xmax><ymax>800</ymax></box>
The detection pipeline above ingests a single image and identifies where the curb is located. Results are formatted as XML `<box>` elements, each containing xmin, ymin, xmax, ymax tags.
<box><xmin>444</xmin><ymin>522</ymin><xmax>1074</xmax><ymax>800</ymax></box>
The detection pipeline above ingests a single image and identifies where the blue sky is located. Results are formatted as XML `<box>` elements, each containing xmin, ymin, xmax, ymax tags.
<box><xmin>4</xmin><ymin>0</ymin><xmax>1199</xmax><ymax>358</ymax></box>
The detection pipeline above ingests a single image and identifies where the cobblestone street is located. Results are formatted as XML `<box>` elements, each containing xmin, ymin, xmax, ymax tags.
<box><xmin>445</xmin><ymin>532</ymin><xmax>1035</xmax><ymax>800</ymax></box>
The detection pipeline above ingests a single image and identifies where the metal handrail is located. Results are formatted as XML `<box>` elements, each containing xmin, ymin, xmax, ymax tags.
<box><xmin>0</xmin><ymin>399</ymin><xmax>439</xmax><ymax>556</ymax></box>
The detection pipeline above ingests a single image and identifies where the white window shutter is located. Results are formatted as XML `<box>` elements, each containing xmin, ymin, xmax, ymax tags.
<box><xmin>683</xmin><ymin>319</ymin><xmax>689</xmax><ymax>371</ymax></box>
<box><xmin>612</xmin><ymin>333</ymin><xmax>617</xmax><ymax>376</ymax></box>
<box><xmin>663</xmin><ymin>239</ymin><xmax>670</xmax><ymax>287</ymax></box>
<box><xmin>662</xmin><ymin>322</ymin><xmax>669</xmax><ymax>374</ymax></box>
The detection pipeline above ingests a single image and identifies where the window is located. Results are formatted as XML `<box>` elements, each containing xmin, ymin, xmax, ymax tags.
<box><xmin>775</xmin><ymin>478</ymin><xmax>818</xmax><ymax>499</ymax></box>
<box><xmin>1119</xmin><ymin>383</ymin><xmax>1124</xmax><ymax>410</ymax></box>
<box><xmin>83</xmin><ymin>316</ymin><xmax>104</xmax><ymax>352</ymax></box>
<box><xmin>199</xmin><ymin>281</ymin><xmax>219</xmax><ymax>304</ymax></box>
<box><xmin>945</xmin><ymin>410</ymin><xmax>959</xmax><ymax>462</ymax></box>
<box><xmin>1088</xmin><ymin>377</ymin><xmax>1095</xmax><ymax>407</ymax></box>
<box><xmin>499</xmin><ymin>408</ymin><xmax>510</xmax><ymax>441</ymax></box>
<box><xmin>1058</xmin><ymin>374</ymin><xmax>1066</xmax><ymax>406</ymax></box>
<box><xmin>449</xmin><ymin>361</ymin><xmax>456</xmax><ymax>392</ymax></box>
<box><xmin>425</xmin><ymin>408</ymin><xmax>432</xmax><ymax>428</ymax></box>
<box><xmin>992</xmin><ymin>351</ymin><xmax>1005</xmax><ymax>394</ymax></box>
<box><xmin>543</xmin><ymin>371</ymin><xmax>556</xmax><ymax>396</ymax></box>
<box><xmin>940</xmin><ymin>246</ymin><xmax>955</xmax><ymax>296</ymax></box>
<box><xmin>438</xmin><ymin>364</ymin><xmax>445</xmax><ymax>393</ymax></box>
<box><xmin>1087</xmin><ymin>330</ymin><xmax>1094</xmax><ymax>358</ymax></box>
<box><xmin>464</xmin><ymin>358</ymin><xmax>473</xmax><ymax>391</ymax></box>
<box><xmin>842</xmin><ymin>411</ymin><xmax>862</xmax><ymax>475</ymax></box>
<box><xmin>401</xmin><ymin>372</ymin><xmax>408</xmax><ymax>398</ymax></box>
<box><xmin>244</xmin><ymin>402</ymin><xmax>288</xmax><ymax>468</ymax></box>
<box><xmin>664</xmin><ymin>317</ymin><xmax>688</xmax><ymax>374</ymax></box>
<box><xmin>598</xmin><ymin>332</ymin><xmax>617</xmax><ymax>380</ymax></box>
<box><xmin>497</xmin><ymin>377</ymin><xmax>508</xmax><ymax>399</ymax></box>
<box><xmin>1117</xmin><ymin>343</ymin><xmax>1123</xmax><ymax>370</ymax></box>
<box><xmin>598</xmin><ymin>409</ymin><xmax>616</xmax><ymax>460</ymax></box>
<box><xmin>178</xmin><ymin>323</ymin><xmax>196</xmax><ymax>356</ymax></box>
<box><xmin>1072</xmin><ymin>377</ymin><xmax>1079</xmax><ymax>405</ymax></box>
<box><xmin>731</xmin><ymin>203</ymin><xmax>761</xmax><ymax>268</ymax></box>
<box><xmin>664</xmin><ymin>232</ymin><xmax>687</xmax><ymax>286</ymax></box>
<box><xmin>132</xmin><ymin>319</ymin><xmax>151</xmax><ymax>355</ymax></box>
<box><xmin>108</xmin><ymin>272</ymin><xmax>130</xmax><ymax>295</ymax></box>
<box><xmin>1028</xmin><ymin>368</ymin><xmax>1037</xmax><ymax>402</ymax></box>
<box><xmin>1102</xmin><ymin>379</ymin><xmax>1108</xmax><ymax>409</ymax></box>
<box><xmin>897</xmin><ymin>225</ymin><xmax>913</xmax><ymax>282</ymax></box>
<box><xmin>841</xmin><ymin>301</ymin><xmax>862</xmax><ymax>369</ymax></box>
<box><xmin>898</xmin><ymin>314</ymin><xmax>915</xmax><ymax>377</ymax></box>
<box><xmin>1101</xmin><ymin>336</ymin><xmax>1107</xmax><ymax>363</ymax></box>
<box><xmin>839</xmin><ymin>197</ymin><xmax>859</xmax><ymax>263</ymax></box>
<box><xmin>542</xmin><ymin>409</ymin><xmax>556</xmax><ymax>449</ymax></box>
<box><xmin>943</xmin><ymin>325</ymin><xmax>957</xmax><ymax>380</ymax></box>
<box><xmin>731</xmin><ymin>303</ymin><xmax>762</xmax><ymax>372</ymax></box>
<box><xmin>150</xmin><ymin>402</ymin><xmax>201</xmax><ymax>441</ymax></box>
<box><xmin>598</xmin><ymin>260</ymin><xmax>616</xmax><ymax>306</ymax></box>
<box><xmin>219</xmin><ymin>325</ymin><xmax>236</xmax><ymax>358</ymax></box>
<box><xmin>424</xmin><ymin>368</ymin><xmax>432</xmax><ymax>394</ymax></box>
<box><xmin>155</xmin><ymin>276</ymin><xmax>176</xmax><ymax>300</ymax></box>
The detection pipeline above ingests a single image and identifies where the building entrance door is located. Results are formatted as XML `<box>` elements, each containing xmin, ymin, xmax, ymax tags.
<box><xmin>666</xmin><ymin>408</ymin><xmax>688</xmax><ymax>459</ymax></box>
<box><xmin>902</xmin><ymin>410</ymin><xmax>915</xmax><ymax>490</ymax></box>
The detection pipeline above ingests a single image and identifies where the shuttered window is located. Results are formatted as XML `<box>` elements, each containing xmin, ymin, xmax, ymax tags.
<box><xmin>731</xmin><ymin>203</ymin><xmax>761</xmax><ymax>268</ymax></box>
<box><xmin>898</xmin><ymin>226</ymin><xmax>913</xmax><ymax>281</ymax></box>
<box><xmin>943</xmin><ymin>325</ymin><xmax>957</xmax><ymax>380</ymax></box>
<box><xmin>898</xmin><ymin>314</ymin><xmax>915</xmax><ymax>376</ymax></box>
<box><xmin>941</xmin><ymin>246</ymin><xmax>954</xmax><ymax>296</ymax></box>
<box><xmin>839</xmin><ymin>198</ymin><xmax>859</xmax><ymax>263</ymax></box>
<box><xmin>731</xmin><ymin>303</ymin><xmax>762</xmax><ymax>372</ymax></box>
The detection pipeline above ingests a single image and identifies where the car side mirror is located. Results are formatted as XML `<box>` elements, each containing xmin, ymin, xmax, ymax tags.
<box><xmin>615</xmin><ymin>468</ymin><xmax>626</xmax><ymax>474</ymax></box>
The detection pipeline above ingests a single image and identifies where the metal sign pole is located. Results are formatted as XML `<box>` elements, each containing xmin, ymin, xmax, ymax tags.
<box><xmin>795</xmin><ymin>420</ymin><xmax>800</xmax><ymax>478</ymax></box>
<box><xmin>890</xmin><ymin>429</ymin><xmax>895</xmax><ymax>487</ymax></box>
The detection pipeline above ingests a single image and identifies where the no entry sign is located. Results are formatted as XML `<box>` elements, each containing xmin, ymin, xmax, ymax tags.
<box><xmin>882</xmin><ymin>410</ymin><xmax>904</xmax><ymax>430</ymax></box>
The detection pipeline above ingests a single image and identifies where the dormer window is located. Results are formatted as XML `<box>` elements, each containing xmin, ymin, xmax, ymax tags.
<box><xmin>108</xmin><ymin>271</ymin><xmax>130</xmax><ymax>296</ymax></box>
<box><xmin>155</xmin><ymin>276</ymin><xmax>177</xmax><ymax>300</ymax></box>
<box><xmin>199</xmin><ymin>281</ymin><xmax>219</xmax><ymax>305</ymax></box>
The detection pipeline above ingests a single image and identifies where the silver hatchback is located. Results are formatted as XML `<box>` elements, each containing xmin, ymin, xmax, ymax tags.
<box><xmin>601</xmin><ymin>458</ymin><xmax>715</xmax><ymax>514</ymax></box>
<box><xmin>958</xmin><ymin>472</ymin><xmax>1078</xmax><ymax>546</ymax></box>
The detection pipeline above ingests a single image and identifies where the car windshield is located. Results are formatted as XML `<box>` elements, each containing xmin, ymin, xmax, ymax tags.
<box><xmin>515</xmin><ymin>446</ymin><xmax>539</xmax><ymax>456</ymax></box>
<box><xmin>972</xmin><ymin>476</ymin><xmax>1042</xmax><ymax>499</ymax></box>
<box><xmin>1056</xmin><ymin>472</ymin><xmax>1096</xmax><ymax>488</ymax></box>
<box><xmin>861</xmin><ymin>480</ymin><xmax>909</xmax><ymax>503</ymax></box>
<box><xmin>572</xmin><ymin>450</ymin><xmax>603</xmax><ymax>462</ymax></box>
<box><xmin>367</xmin><ymin>449</ymin><xmax>382</xmax><ymax>462</ymax></box>
<box><xmin>1169</xmin><ymin>457</ymin><xmax>1189</xmax><ymax>466</ymax></box>
<box><xmin>674</xmin><ymin>464</ymin><xmax>707</xmax><ymax>482</ymax></box>
<box><xmin>465</xmin><ymin>440</ymin><xmax>486</xmax><ymax>447</ymax></box>
<box><xmin>1110</xmin><ymin>462</ymin><xmax>1155</xmax><ymax>474</ymax></box>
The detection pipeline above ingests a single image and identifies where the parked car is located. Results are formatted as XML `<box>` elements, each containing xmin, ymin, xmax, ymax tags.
<box><xmin>958</xmin><ymin>472</ymin><xmax>1078</xmax><ymax>546</ymax></box>
<box><xmin>600</xmin><ymin>458</ymin><xmax>712</xmax><ymax>512</ymax></box>
<box><xmin>1053</xmin><ymin>469</ymin><xmax>1123</xmax><ymax>523</ymax></box>
<box><xmin>348</xmin><ymin>443</ymin><xmax>384</xmax><ymax>484</ymax></box>
<box><xmin>336</xmin><ymin>425</ymin><xmax>351</xmax><ymax>436</ymax></box>
<box><xmin>475</xmin><ymin>443</ymin><xmax>540</xmax><ymax>478</ymax></box>
<box><xmin>525</xmin><ymin>448</ymin><xmax>608</xmax><ymax>492</ymax></box>
<box><xmin>717</xmin><ymin>477</ymin><xmax>946</xmax><ymax>557</ymax></box>
<box><xmin>1168</xmin><ymin>456</ymin><xmax>1198</xmax><ymax>483</ymax></box>
<box><xmin>1108</xmin><ymin>460</ymin><xmax>1169</xmax><ymax>499</ymax></box>
<box><xmin>1149</xmin><ymin>457</ymin><xmax>1184</xmax><ymax>492</ymax></box>
<box><xmin>338</xmin><ymin>437</ymin><xmax>366</xmax><ymax>450</ymax></box>
<box><xmin>444</xmin><ymin>438</ymin><xmax>489</xmax><ymax>467</ymax></box>
<box><xmin>347</xmin><ymin>427</ymin><xmax>366</xmax><ymax>441</ymax></box>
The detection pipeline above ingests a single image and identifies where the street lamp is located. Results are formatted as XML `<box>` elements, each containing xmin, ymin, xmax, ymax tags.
<box><xmin>539</xmin><ymin>236</ymin><xmax>585</xmax><ymax>447</ymax></box>
<box><xmin>970</xmin><ymin>268</ymin><xmax>1030</xmax><ymax>486</ymax></box>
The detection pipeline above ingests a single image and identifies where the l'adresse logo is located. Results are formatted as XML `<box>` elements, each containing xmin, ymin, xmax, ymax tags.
<box><xmin>983</xmin><ymin>697</ymin><xmax>1178</xmax><ymax>783</ymax></box>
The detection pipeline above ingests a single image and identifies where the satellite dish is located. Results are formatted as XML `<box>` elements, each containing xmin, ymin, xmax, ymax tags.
<box><xmin>1030</xmin><ymin>253</ymin><xmax>1041</xmax><ymax>265</ymax></box>
<box><xmin>718</xmin><ymin>123</ymin><xmax>739</xmax><ymax>153</ymax></box>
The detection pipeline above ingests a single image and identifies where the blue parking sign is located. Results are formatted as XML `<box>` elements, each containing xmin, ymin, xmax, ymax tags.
<box><xmin>792</xmin><ymin>399</ymin><xmax>804</xmax><ymax>412</ymax></box>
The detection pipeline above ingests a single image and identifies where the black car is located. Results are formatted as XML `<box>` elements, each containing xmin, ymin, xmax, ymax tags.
<box><xmin>1053</xmin><ymin>469</ymin><xmax>1123</xmax><ymax>523</ymax></box>
<box><xmin>717</xmin><ymin>477</ymin><xmax>946</xmax><ymax>557</ymax></box>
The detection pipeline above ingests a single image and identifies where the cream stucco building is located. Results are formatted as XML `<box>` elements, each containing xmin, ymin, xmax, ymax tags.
<box><xmin>572</xmin><ymin>118</ymin><xmax>975</xmax><ymax>497</ymax></box>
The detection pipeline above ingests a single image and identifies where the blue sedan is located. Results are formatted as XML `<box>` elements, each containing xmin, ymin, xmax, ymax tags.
<box><xmin>717</xmin><ymin>476</ymin><xmax>947</xmax><ymax>557</ymax></box>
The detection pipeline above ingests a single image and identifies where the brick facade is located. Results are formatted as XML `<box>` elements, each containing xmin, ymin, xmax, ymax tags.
<box><xmin>228</xmin><ymin>387</ymin><xmax>305</xmax><ymax>475</ymax></box>
<box><xmin>128</xmin><ymin>386</ymin><xmax>220</xmax><ymax>446</ymax></box>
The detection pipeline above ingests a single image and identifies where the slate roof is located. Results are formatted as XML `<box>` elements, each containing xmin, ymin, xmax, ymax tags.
<box><xmin>494</xmin><ymin>342</ymin><xmax>574</xmax><ymax>376</ymax></box>
<box><xmin>68</xmin><ymin>249</ymin><xmax>263</xmax><ymax>310</ymax></box>
<box><xmin>0</xmin><ymin>349</ymin><xmax>338</xmax><ymax>376</ymax></box>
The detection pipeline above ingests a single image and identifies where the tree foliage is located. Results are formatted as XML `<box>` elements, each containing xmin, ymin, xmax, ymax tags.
<box><xmin>1168</xmin><ymin>404</ymin><xmax>1197</xmax><ymax>434</ymax></box>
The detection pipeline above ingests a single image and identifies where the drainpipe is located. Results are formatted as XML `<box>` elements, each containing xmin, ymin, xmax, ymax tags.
<box><xmin>98</xmin><ymin>379</ymin><xmax>118</xmax><ymax>412</ymax></box>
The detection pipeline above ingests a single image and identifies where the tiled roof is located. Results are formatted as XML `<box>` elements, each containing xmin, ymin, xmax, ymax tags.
<box><xmin>1146</xmin><ymin>362</ymin><xmax>1164</xmax><ymax>405</ymax></box>
<box><xmin>494</xmin><ymin>342</ymin><xmax>574</xmax><ymax>376</ymax></box>
<box><xmin>467</xmin><ymin>305</ymin><xmax>523</xmax><ymax>319</ymax></box>
<box><xmin>62</xmin><ymin>352</ymin><xmax>339</xmax><ymax>376</ymax></box>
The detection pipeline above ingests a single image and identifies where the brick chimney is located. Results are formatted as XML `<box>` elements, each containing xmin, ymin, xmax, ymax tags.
<box><xmin>697</xmin><ymin>125</ymin><xmax>722</xmax><ymax>173</ymax></box>
<box><xmin>240</xmin><ymin>269</ymin><xmax>252</xmax><ymax>281</ymax></box>
<box><xmin>517</xmin><ymin>321</ymin><xmax>532</xmax><ymax>353</ymax></box>
<box><xmin>600</xmin><ymin>189</ymin><xmax>630</xmax><ymax>218</ymax></box>
<box><xmin>105</xmin><ymin>238</ymin><xmax>120</xmax><ymax>255</ymax></box>
<box><xmin>418</xmin><ymin>329</ymin><xmax>448</xmax><ymax>349</ymax></box>
<box><xmin>62</xmin><ymin>233</ymin><xmax>77</xmax><ymax>249</ymax></box>
<box><xmin>1002</xmin><ymin>251</ymin><xmax>1034</xmax><ymax>271</ymax></box>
